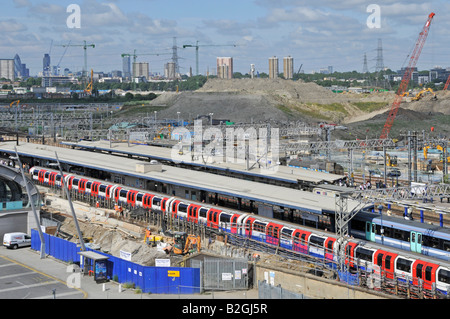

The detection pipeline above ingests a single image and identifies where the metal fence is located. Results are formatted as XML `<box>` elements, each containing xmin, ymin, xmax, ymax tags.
<box><xmin>191</xmin><ymin>257</ymin><xmax>250</xmax><ymax>291</ymax></box>
<box><xmin>258</xmin><ymin>280</ymin><xmax>306</xmax><ymax>299</ymax></box>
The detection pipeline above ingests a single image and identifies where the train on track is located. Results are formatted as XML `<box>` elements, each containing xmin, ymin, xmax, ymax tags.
<box><xmin>30</xmin><ymin>166</ymin><xmax>450</xmax><ymax>296</ymax></box>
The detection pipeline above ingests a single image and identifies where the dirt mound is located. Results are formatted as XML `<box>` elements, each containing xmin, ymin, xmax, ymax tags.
<box><xmin>370</xmin><ymin>107</ymin><xmax>436</xmax><ymax>122</ymax></box>
<box><xmin>198</xmin><ymin>78</ymin><xmax>342</xmax><ymax>104</ymax></box>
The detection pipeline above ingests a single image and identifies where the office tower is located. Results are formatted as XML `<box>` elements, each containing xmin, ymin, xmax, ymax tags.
<box><xmin>217</xmin><ymin>57</ymin><xmax>233</xmax><ymax>79</ymax></box>
<box><xmin>165</xmin><ymin>62</ymin><xmax>176</xmax><ymax>79</ymax></box>
<box><xmin>283</xmin><ymin>56</ymin><xmax>294</xmax><ymax>79</ymax></box>
<box><xmin>43</xmin><ymin>54</ymin><xmax>51</xmax><ymax>76</ymax></box>
<box><xmin>123</xmin><ymin>55</ymin><xmax>131</xmax><ymax>79</ymax></box>
<box><xmin>0</xmin><ymin>59</ymin><xmax>15</xmax><ymax>80</ymax></box>
<box><xmin>269</xmin><ymin>56</ymin><xmax>279</xmax><ymax>79</ymax></box>
<box><xmin>133</xmin><ymin>62</ymin><xmax>149</xmax><ymax>80</ymax></box>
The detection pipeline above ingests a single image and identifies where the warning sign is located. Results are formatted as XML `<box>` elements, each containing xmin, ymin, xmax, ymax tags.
<box><xmin>168</xmin><ymin>270</ymin><xmax>180</xmax><ymax>277</ymax></box>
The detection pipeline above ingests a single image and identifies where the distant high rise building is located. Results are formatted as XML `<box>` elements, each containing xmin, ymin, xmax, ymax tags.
<box><xmin>122</xmin><ymin>55</ymin><xmax>131</xmax><ymax>79</ymax></box>
<box><xmin>43</xmin><ymin>54</ymin><xmax>51</xmax><ymax>76</ymax></box>
<box><xmin>269</xmin><ymin>56</ymin><xmax>279</xmax><ymax>79</ymax></box>
<box><xmin>217</xmin><ymin>57</ymin><xmax>233</xmax><ymax>79</ymax></box>
<box><xmin>250</xmin><ymin>64</ymin><xmax>255</xmax><ymax>79</ymax></box>
<box><xmin>133</xmin><ymin>62</ymin><xmax>149</xmax><ymax>80</ymax></box>
<box><xmin>165</xmin><ymin>62</ymin><xmax>176</xmax><ymax>79</ymax></box>
<box><xmin>283</xmin><ymin>56</ymin><xmax>294</xmax><ymax>79</ymax></box>
<box><xmin>0</xmin><ymin>59</ymin><xmax>14</xmax><ymax>80</ymax></box>
<box><xmin>13</xmin><ymin>54</ymin><xmax>23</xmax><ymax>78</ymax></box>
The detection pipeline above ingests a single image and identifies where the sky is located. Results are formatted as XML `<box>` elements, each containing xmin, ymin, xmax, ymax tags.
<box><xmin>1</xmin><ymin>0</ymin><xmax>449</xmax><ymax>77</ymax></box>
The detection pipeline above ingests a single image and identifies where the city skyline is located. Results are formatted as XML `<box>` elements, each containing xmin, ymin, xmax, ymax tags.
<box><xmin>1</xmin><ymin>0</ymin><xmax>450</xmax><ymax>77</ymax></box>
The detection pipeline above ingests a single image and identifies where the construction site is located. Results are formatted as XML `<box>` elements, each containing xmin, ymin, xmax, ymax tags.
<box><xmin>1</xmin><ymin>10</ymin><xmax>450</xmax><ymax>301</ymax></box>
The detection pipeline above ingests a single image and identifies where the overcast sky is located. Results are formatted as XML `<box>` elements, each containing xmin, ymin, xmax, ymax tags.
<box><xmin>2</xmin><ymin>0</ymin><xmax>449</xmax><ymax>76</ymax></box>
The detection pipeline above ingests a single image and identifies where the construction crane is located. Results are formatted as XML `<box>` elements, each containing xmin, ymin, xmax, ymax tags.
<box><xmin>379</xmin><ymin>12</ymin><xmax>435</xmax><ymax>140</ymax></box>
<box><xmin>182</xmin><ymin>41</ymin><xmax>238</xmax><ymax>76</ymax></box>
<box><xmin>121</xmin><ymin>50</ymin><xmax>171</xmax><ymax>90</ymax></box>
<box><xmin>55</xmin><ymin>41</ymin><xmax>71</xmax><ymax>76</ymax></box>
<box><xmin>59</xmin><ymin>40</ymin><xmax>95</xmax><ymax>85</ymax></box>
<box><xmin>444</xmin><ymin>74</ymin><xmax>450</xmax><ymax>91</ymax></box>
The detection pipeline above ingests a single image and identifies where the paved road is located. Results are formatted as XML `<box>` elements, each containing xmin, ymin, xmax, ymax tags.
<box><xmin>0</xmin><ymin>253</ymin><xmax>86</xmax><ymax>299</ymax></box>
<box><xmin>0</xmin><ymin>246</ymin><xmax>259</xmax><ymax>300</ymax></box>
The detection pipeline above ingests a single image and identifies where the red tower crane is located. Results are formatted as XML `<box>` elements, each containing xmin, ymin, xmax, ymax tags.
<box><xmin>444</xmin><ymin>74</ymin><xmax>450</xmax><ymax>91</ymax></box>
<box><xmin>380</xmin><ymin>12</ymin><xmax>435</xmax><ymax>139</ymax></box>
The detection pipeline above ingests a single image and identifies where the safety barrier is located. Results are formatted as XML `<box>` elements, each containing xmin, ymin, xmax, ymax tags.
<box><xmin>31</xmin><ymin>229</ymin><xmax>200</xmax><ymax>294</ymax></box>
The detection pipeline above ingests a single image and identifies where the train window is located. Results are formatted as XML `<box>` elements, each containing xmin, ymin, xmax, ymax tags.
<box><xmin>199</xmin><ymin>208</ymin><xmax>208</xmax><ymax>218</ymax></box>
<box><xmin>396</xmin><ymin>258</ymin><xmax>412</xmax><ymax>273</ymax></box>
<box><xmin>72</xmin><ymin>178</ymin><xmax>79</xmax><ymax>186</ymax></box>
<box><xmin>301</xmin><ymin>234</ymin><xmax>307</xmax><ymax>244</ymax></box>
<box><xmin>376</xmin><ymin>253</ymin><xmax>384</xmax><ymax>267</ymax></box>
<box><xmin>438</xmin><ymin>269</ymin><xmax>450</xmax><ymax>284</ymax></box>
<box><xmin>220</xmin><ymin>213</ymin><xmax>231</xmax><ymax>223</ymax></box>
<box><xmin>351</xmin><ymin>219</ymin><xmax>365</xmax><ymax>231</ymax></box>
<box><xmin>326</xmin><ymin>240</ymin><xmax>334</xmax><ymax>251</ymax></box>
<box><xmin>178</xmin><ymin>204</ymin><xmax>188</xmax><ymax>213</ymax></box>
<box><xmin>385</xmin><ymin>256</ymin><xmax>392</xmax><ymax>270</ymax></box>
<box><xmin>153</xmin><ymin>198</ymin><xmax>161</xmax><ymax>207</ymax></box>
<box><xmin>425</xmin><ymin>266</ymin><xmax>433</xmax><ymax>281</ymax></box>
<box><xmin>281</xmin><ymin>228</ymin><xmax>293</xmax><ymax>240</ymax></box>
<box><xmin>310</xmin><ymin>235</ymin><xmax>325</xmax><ymax>247</ymax></box>
<box><xmin>99</xmin><ymin>185</ymin><xmax>107</xmax><ymax>192</ymax></box>
<box><xmin>119</xmin><ymin>189</ymin><xmax>127</xmax><ymax>197</ymax></box>
<box><xmin>355</xmin><ymin>247</ymin><xmax>374</xmax><ymax>262</ymax></box>
<box><xmin>416</xmin><ymin>263</ymin><xmax>423</xmax><ymax>279</ymax></box>
<box><xmin>444</xmin><ymin>240</ymin><xmax>450</xmax><ymax>252</ymax></box>
<box><xmin>253</xmin><ymin>221</ymin><xmax>265</xmax><ymax>233</ymax></box>
<box><xmin>136</xmin><ymin>194</ymin><xmax>143</xmax><ymax>201</ymax></box>
<box><xmin>86</xmin><ymin>181</ymin><xmax>92</xmax><ymax>190</ymax></box>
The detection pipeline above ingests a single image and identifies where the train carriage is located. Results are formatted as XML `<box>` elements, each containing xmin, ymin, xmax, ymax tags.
<box><xmin>27</xmin><ymin>166</ymin><xmax>450</xmax><ymax>296</ymax></box>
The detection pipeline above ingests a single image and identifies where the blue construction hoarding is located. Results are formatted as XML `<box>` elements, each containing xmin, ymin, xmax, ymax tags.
<box><xmin>31</xmin><ymin>229</ymin><xmax>200</xmax><ymax>294</ymax></box>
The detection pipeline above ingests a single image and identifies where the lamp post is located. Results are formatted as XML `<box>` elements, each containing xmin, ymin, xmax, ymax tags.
<box><xmin>11</xmin><ymin>147</ymin><xmax>46</xmax><ymax>258</ymax></box>
<box><xmin>378</xmin><ymin>204</ymin><xmax>384</xmax><ymax>245</ymax></box>
<box><xmin>49</xmin><ymin>152</ymin><xmax>86</xmax><ymax>251</ymax></box>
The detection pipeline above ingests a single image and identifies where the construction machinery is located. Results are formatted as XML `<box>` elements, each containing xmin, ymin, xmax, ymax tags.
<box><xmin>166</xmin><ymin>231</ymin><xmax>201</xmax><ymax>255</ymax></box>
<box><xmin>386</xmin><ymin>154</ymin><xmax>398</xmax><ymax>167</ymax></box>
<box><xmin>411</xmin><ymin>88</ymin><xmax>437</xmax><ymax>101</ymax></box>
<box><xmin>84</xmin><ymin>69</ymin><xmax>94</xmax><ymax>95</ymax></box>
<box><xmin>380</xmin><ymin>12</ymin><xmax>435</xmax><ymax>139</ymax></box>
<box><xmin>182</xmin><ymin>41</ymin><xmax>238</xmax><ymax>76</ymax></box>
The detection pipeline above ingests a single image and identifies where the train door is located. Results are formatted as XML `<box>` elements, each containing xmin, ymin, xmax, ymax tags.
<box><xmin>365</xmin><ymin>222</ymin><xmax>375</xmax><ymax>242</ymax></box>
<box><xmin>411</xmin><ymin>231</ymin><xmax>422</xmax><ymax>254</ymax></box>
<box><xmin>266</xmin><ymin>223</ymin><xmax>281</xmax><ymax>246</ymax></box>
<box><xmin>230</xmin><ymin>214</ymin><xmax>239</xmax><ymax>234</ymax></box>
<box><xmin>324</xmin><ymin>238</ymin><xmax>336</xmax><ymax>262</ymax></box>
<box><xmin>244</xmin><ymin>217</ymin><xmax>255</xmax><ymax>238</ymax></box>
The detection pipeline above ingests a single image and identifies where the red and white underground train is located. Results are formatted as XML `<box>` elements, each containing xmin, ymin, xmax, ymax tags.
<box><xmin>30</xmin><ymin>166</ymin><xmax>450</xmax><ymax>296</ymax></box>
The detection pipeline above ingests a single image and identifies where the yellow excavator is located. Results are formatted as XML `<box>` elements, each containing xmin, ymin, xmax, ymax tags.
<box><xmin>164</xmin><ymin>231</ymin><xmax>201</xmax><ymax>255</ymax></box>
<box><xmin>411</xmin><ymin>88</ymin><xmax>437</xmax><ymax>101</ymax></box>
<box><xmin>386</xmin><ymin>154</ymin><xmax>398</xmax><ymax>167</ymax></box>
<box><xmin>423</xmin><ymin>145</ymin><xmax>450</xmax><ymax>163</ymax></box>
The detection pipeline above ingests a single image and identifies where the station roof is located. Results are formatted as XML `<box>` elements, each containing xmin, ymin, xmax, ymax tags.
<box><xmin>0</xmin><ymin>142</ymin><xmax>364</xmax><ymax>214</ymax></box>
<box><xmin>61</xmin><ymin>140</ymin><xmax>345</xmax><ymax>185</ymax></box>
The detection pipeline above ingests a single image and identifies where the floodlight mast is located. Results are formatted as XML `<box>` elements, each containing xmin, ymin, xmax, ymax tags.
<box><xmin>13</xmin><ymin>147</ymin><xmax>46</xmax><ymax>258</ymax></box>
<box><xmin>51</xmin><ymin>152</ymin><xmax>86</xmax><ymax>251</ymax></box>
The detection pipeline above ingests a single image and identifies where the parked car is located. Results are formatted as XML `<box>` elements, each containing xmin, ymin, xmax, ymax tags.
<box><xmin>3</xmin><ymin>232</ymin><xmax>31</xmax><ymax>249</ymax></box>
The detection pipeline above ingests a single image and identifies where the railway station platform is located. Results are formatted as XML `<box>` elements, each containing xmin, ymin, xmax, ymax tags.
<box><xmin>0</xmin><ymin>141</ymin><xmax>364</xmax><ymax>229</ymax></box>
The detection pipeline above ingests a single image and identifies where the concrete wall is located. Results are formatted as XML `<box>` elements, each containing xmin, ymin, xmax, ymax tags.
<box><xmin>255</xmin><ymin>264</ymin><xmax>387</xmax><ymax>299</ymax></box>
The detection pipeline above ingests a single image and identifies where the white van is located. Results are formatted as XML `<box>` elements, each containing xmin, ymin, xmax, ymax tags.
<box><xmin>3</xmin><ymin>232</ymin><xmax>31</xmax><ymax>249</ymax></box>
